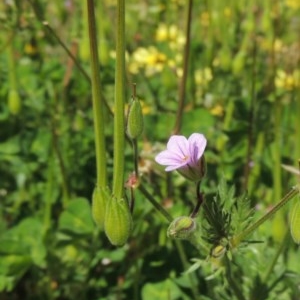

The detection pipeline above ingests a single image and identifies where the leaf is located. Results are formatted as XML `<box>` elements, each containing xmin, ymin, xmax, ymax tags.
<box><xmin>59</xmin><ymin>198</ymin><xmax>94</xmax><ymax>235</ymax></box>
<box><xmin>183</xmin><ymin>259</ymin><xmax>203</xmax><ymax>275</ymax></box>
<box><xmin>289</xmin><ymin>197</ymin><xmax>300</xmax><ymax>244</ymax></box>
<box><xmin>142</xmin><ymin>279</ymin><xmax>186</xmax><ymax>300</ymax></box>
<box><xmin>0</xmin><ymin>218</ymin><xmax>46</xmax><ymax>268</ymax></box>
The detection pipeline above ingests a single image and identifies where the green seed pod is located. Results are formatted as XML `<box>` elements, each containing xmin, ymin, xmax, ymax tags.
<box><xmin>92</xmin><ymin>186</ymin><xmax>110</xmax><ymax>229</ymax></box>
<box><xmin>126</xmin><ymin>98</ymin><xmax>144</xmax><ymax>140</ymax></box>
<box><xmin>232</xmin><ymin>51</ymin><xmax>245</xmax><ymax>76</ymax></box>
<box><xmin>104</xmin><ymin>197</ymin><xmax>132</xmax><ymax>246</ymax></box>
<box><xmin>167</xmin><ymin>216</ymin><xmax>196</xmax><ymax>239</ymax></box>
<box><xmin>8</xmin><ymin>90</ymin><xmax>21</xmax><ymax>115</ymax></box>
<box><xmin>289</xmin><ymin>198</ymin><xmax>300</xmax><ymax>244</ymax></box>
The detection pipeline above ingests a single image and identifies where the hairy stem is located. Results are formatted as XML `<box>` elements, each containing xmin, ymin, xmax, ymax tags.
<box><xmin>112</xmin><ymin>0</ymin><xmax>126</xmax><ymax>199</ymax></box>
<box><xmin>231</xmin><ymin>186</ymin><xmax>298</xmax><ymax>248</ymax></box>
<box><xmin>87</xmin><ymin>0</ymin><xmax>107</xmax><ymax>188</ymax></box>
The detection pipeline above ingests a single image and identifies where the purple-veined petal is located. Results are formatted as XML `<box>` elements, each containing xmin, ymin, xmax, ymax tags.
<box><xmin>188</xmin><ymin>133</ymin><xmax>207</xmax><ymax>162</ymax></box>
<box><xmin>165</xmin><ymin>162</ymin><xmax>187</xmax><ymax>171</ymax></box>
<box><xmin>155</xmin><ymin>150</ymin><xmax>183</xmax><ymax>166</ymax></box>
<box><xmin>166</xmin><ymin>135</ymin><xmax>189</xmax><ymax>158</ymax></box>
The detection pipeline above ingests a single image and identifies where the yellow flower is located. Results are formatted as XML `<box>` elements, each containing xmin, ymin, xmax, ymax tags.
<box><xmin>200</xmin><ymin>11</ymin><xmax>210</xmax><ymax>27</ymax></box>
<box><xmin>155</xmin><ymin>24</ymin><xmax>185</xmax><ymax>50</ymax></box>
<box><xmin>275</xmin><ymin>69</ymin><xmax>300</xmax><ymax>90</ymax></box>
<box><xmin>156</xmin><ymin>24</ymin><xmax>169</xmax><ymax>42</ymax></box>
<box><xmin>128</xmin><ymin>47</ymin><xmax>167</xmax><ymax>76</ymax></box>
<box><xmin>286</xmin><ymin>0</ymin><xmax>300</xmax><ymax>9</ymax></box>
<box><xmin>210</xmin><ymin>104</ymin><xmax>224</xmax><ymax>117</ymax></box>
<box><xmin>195</xmin><ymin>68</ymin><xmax>213</xmax><ymax>86</ymax></box>
<box><xmin>223</xmin><ymin>7</ymin><xmax>232</xmax><ymax>18</ymax></box>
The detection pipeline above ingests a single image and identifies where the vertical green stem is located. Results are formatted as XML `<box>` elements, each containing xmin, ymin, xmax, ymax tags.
<box><xmin>243</xmin><ymin>39</ymin><xmax>257</xmax><ymax>189</ymax></box>
<box><xmin>262</xmin><ymin>229</ymin><xmax>289</xmax><ymax>283</ymax></box>
<box><xmin>174</xmin><ymin>240</ymin><xmax>201</xmax><ymax>300</ymax></box>
<box><xmin>230</xmin><ymin>186</ymin><xmax>298</xmax><ymax>248</ymax></box>
<box><xmin>173</xmin><ymin>0</ymin><xmax>193</xmax><ymax>134</ymax></box>
<box><xmin>87</xmin><ymin>0</ymin><xmax>107</xmax><ymax>188</ymax></box>
<box><xmin>295</xmin><ymin>69</ymin><xmax>300</xmax><ymax>159</ymax></box>
<box><xmin>224</xmin><ymin>256</ymin><xmax>246</xmax><ymax>300</ymax></box>
<box><xmin>7</xmin><ymin>41</ymin><xmax>17</xmax><ymax>90</ymax></box>
<box><xmin>112</xmin><ymin>0</ymin><xmax>126</xmax><ymax>199</ymax></box>
<box><xmin>43</xmin><ymin>152</ymin><xmax>54</xmax><ymax>234</ymax></box>
<box><xmin>273</xmin><ymin>101</ymin><xmax>282</xmax><ymax>200</ymax></box>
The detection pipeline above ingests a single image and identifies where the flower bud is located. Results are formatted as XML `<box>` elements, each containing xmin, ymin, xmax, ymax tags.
<box><xmin>105</xmin><ymin>197</ymin><xmax>132</xmax><ymax>246</ymax></box>
<box><xmin>92</xmin><ymin>186</ymin><xmax>110</xmax><ymax>229</ymax></box>
<box><xmin>8</xmin><ymin>90</ymin><xmax>21</xmax><ymax>115</ymax></box>
<box><xmin>126</xmin><ymin>98</ymin><xmax>144</xmax><ymax>140</ymax></box>
<box><xmin>167</xmin><ymin>216</ymin><xmax>196</xmax><ymax>239</ymax></box>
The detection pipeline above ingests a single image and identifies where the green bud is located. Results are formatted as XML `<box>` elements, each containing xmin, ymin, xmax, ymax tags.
<box><xmin>232</xmin><ymin>51</ymin><xmax>245</xmax><ymax>76</ymax></box>
<box><xmin>92</xmin><ymin>186</ymin><xmax>109</xmax><ymax>229</ymax></box>
<box><xmin>211</xmin><ymin>244</ymin><xmax>226</xmax><ymax>258</ymax></box>
<box><xmin>289</xmin><ymin>198</ymin><xmax>300</xmax><ymax>244</ymax></box>
<box><xmin>105</xmin><ymin>197</ymin><xmax>132</xmax><ymax>246</ymax></box>
<box><xmin>167</xmin><ymin>216</ymin><xmax>196</xmax><ymax>239</ymax></box>
<box><xmin>126</xmin><ymin>98</ymin><xmax>144</xmax><ymax>140</ymax></box>
<box><xmin>211</xmin><ymin>238</ymin><xmax>228</xmax><ymax>258</ymax></box>
<box><xmin>8</xmin><ymin>90</ymin><xmax>21</xmax><ymax>115</ymax></box>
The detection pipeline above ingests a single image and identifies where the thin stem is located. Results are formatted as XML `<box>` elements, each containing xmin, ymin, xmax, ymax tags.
<box><xmin>231</xmin><ymin>186</ymin><xmax>298</xmax><ymax>248</ymax></box>
<box><xmin>87</xmin><ymin>0</ymin><xmax>107</xmax><ymax>188</ymax></box>
<box><xmin>7</xmin><ymin>42</ymin><xmax>17</xmax><ymax>91</ymax></box>
<box><xmin>224</xmin><ymin>257</ymin><xmax>246</xmax><ymax>300</ymax></box>
<box><xmin>174</xmin><ymin>240</ymin><xmax>201</xmax><ymax>300</ymax></box>
<box><xmin>273</xmin><ymin>100</ymin><xmax>282</xmax><ymax>200</ymax></box>
<box><xmin>190</xmin><ymin>181</ymin><xmax>204</xmax><ymax>218</ymax></box>
<box><xmin>112</xmin><ymin>0</ymin><xmax>126</xmax><ymax>199</ymax></box>
<box><xmin>42</xmin><ymin>21</ymin><xmax>91</xmax><ymax>83</ymax></box>
<box><xmin>129</xmin><ymin>187</ymin><xmax>135</xmax><ymax>213</ymax></box>
<box><xmin>173</xmin><ymin>0</ymin><xmax>193</xmax><ymax>134</ymax></box>
<box><xmin>132</xmin><ymin>140</ymin><xmax>139</xmax><ymax>178</ymax></box>
<box><xmin>50</xmin><ymin>116</ymin><xmax>70</xmax><ymax>206</ymax></box>
<box><xmin>138</xmin><ymin>184</ymin><xmax>173</xmax><ymax>222</ymax></box>
<box><xmin>262</xmin><ymin>229</ymin><xmax>289</xmax><ymax>283</ymax></box>
<box><xmin>43</xmin><ymin>151</ymin><xmax>55</xmax><ymax>234</ymax></box>
<box><xmin>243</xmin><ymin>37</ymin><xmax>257</xmax><ymax>189</ymax></box>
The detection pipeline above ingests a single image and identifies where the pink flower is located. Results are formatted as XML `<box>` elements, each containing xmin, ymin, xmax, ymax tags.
<box><xmin>155</xmin><ymin>133</ymin><xmax>207</xmax><ymax>181</ymax></box>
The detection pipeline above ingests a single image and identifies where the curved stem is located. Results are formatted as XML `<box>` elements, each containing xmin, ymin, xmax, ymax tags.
<box><xmin>190</xmin><ymin>181</ymin><xmax>204</xmax><ymax>218</ymax></box>
<box><xmin>138</xmin><ymin>184</ymin><xmax>173</xmax><ymax>222</ymax></box>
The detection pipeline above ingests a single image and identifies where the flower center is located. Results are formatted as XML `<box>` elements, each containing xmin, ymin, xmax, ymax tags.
<box><xmin>182</xmin><ymin>155</ymin><xmax>189</xmax><ymax>162</ymax></box>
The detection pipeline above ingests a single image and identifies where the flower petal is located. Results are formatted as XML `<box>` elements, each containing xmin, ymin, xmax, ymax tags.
<box><xmin>167</xmin><ymin>135</ymin><xmax>189</xmax><ymax>158</ymax></box>
<box><xmin>188</xmin><ymin>133</ymin><xmax>207</xmax><ymax>162</ymax></box>
<box><xmin>155</xmin><ymin>150</ymin><xmax>183</xmax><ymax>166</ymax></box>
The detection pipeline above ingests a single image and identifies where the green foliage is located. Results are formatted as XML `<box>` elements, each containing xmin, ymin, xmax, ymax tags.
<box><xmin>201</xmin><ymin>178</ymin><xmax>253</xmax><ymax>247</ymax></box>
<box><xmin>58</xmin><ymin>198</ymin><xmax>94</xmax><ymax>235</ymax></box>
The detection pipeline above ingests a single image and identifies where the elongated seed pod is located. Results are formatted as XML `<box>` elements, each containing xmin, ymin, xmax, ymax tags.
<box><xmin>92</xmin><ymin>186</ymin><xmax>109</xmax><ymax>229</ymax></box>
<box><xmin>104</xmin><ymin>197</ymin><xmax>132</xmax><ymax>246</ymax></box>
<box><xmin>126</xmin><ymin>98</ymin><xmax>143</xmax><ymax>140</ymax></box>
<box><xmin>289</xmin><ymin>197</ymin><xmax>300</xmax><ymax>244</ymax></box>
